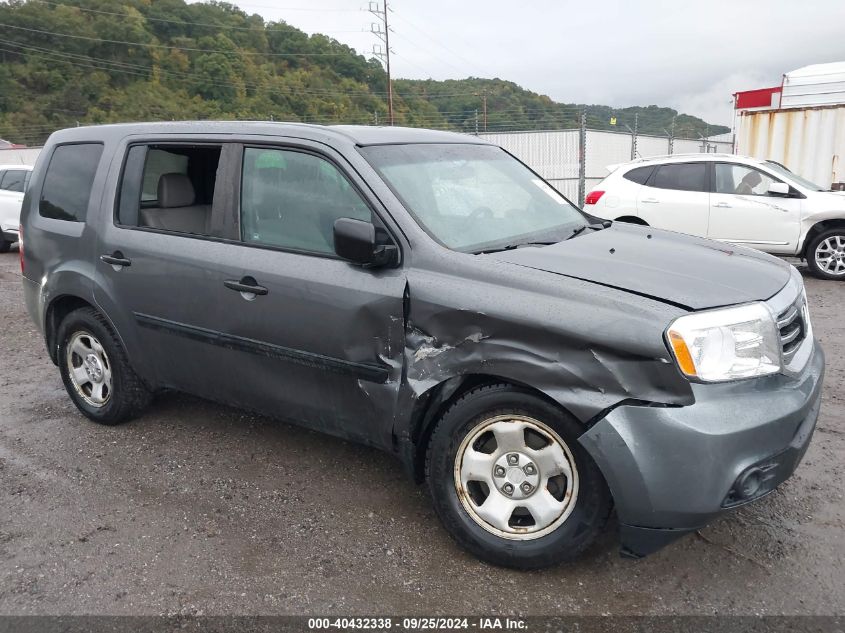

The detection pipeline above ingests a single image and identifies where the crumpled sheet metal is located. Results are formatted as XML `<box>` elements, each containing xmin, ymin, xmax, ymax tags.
<box><xmin>394</xmin><ymin>267</ymin><xmax>695</xmax><ymax>444</ymax></box>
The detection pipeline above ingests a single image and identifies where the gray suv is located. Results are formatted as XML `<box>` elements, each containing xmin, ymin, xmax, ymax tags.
<box><xmin>20</xmin><ymin>122</ymin><xmax>824</xmax><ymax>569</ymax></box>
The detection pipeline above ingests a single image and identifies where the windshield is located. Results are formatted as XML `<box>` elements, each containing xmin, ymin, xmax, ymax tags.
<box><xmin>764</xmin><ymin>161</ymin><xmax>827</xmax><ymax>191</ymax></box>
<box><xmin>361</xmin><ymin>143</ymin><xmax>587</xmax><ymax>252</ymax></box>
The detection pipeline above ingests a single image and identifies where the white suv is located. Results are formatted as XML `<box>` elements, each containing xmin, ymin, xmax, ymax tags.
<box><xmin>0</xmin><ymin>164</ymin><xmax>32</xmax><ymax>252</ymax></box>
<box><xmin>586</xmin><ymin>154</ymin><xmax>845</xmax><ymax>280</ymax></box>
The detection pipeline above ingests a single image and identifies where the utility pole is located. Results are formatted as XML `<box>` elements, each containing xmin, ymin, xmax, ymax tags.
<box><xmin>369</xmin><ymin>1</ymin><xmax>394</xmax><ymax>126</ymax></box>
<box><xmin>474</xmin><ymin>90</ymin><xmax>488</xmax><ymax>132</ymax></box>
<box><xmin>663</xmin><ymin>115</ymin><xmax>676</xmax><ymax>155</ymax></box>
<box><xmin>626</xmin><ymin>112</ymin><xmax>639</xmax><ymax>160</ymax></box>
<box><xmin>578</xmin><ymin>108</ymin><xmax>587</xmax><ymax>208</ymax></box>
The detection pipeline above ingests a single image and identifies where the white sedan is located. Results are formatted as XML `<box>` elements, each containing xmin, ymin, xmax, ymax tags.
<box><xmin>585</xmin><ymin>154</ymin><xmax>845</xmax><ymax>280</ymax></box>
<box><xmin>0</xmin><ymin>164</ymin><xmax>32</xmax><ymax>253</ymax></box>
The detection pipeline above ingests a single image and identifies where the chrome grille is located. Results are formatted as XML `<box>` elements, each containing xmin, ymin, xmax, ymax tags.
<box><xmin>777</xmin><ymin>299</ymin><xmax>807</xmax><ymax>363</ymax></box>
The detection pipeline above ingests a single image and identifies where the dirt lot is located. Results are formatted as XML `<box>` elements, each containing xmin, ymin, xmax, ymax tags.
<box><xmin>0</xmin><ymin>249</ymin><xmax>843</xmax><ymax>617</ymax></box>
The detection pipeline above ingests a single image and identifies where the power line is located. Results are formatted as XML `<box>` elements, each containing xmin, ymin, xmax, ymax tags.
<box><xmin>0</xmin><ymin>22</ymin><xmax>360</xmax><ymax>57</ymax></box>
<box><xmin>30</xmin><ymin>1</ymin><xmax>366</xmax><ymax>34</ymax></box>
<box><xmin>0</xmin><ymin>39</ymin><xmax>389</xmax><ymax>98</ymax></box>
<box><xmin>388</xmin><ymin>11</ymin><xmax>492</xmax><ymax>79</ymax></box>
<box><xmin>227</xmin><ymin>3</ymin><xmax>363</xmax><ymax>11</ymax></box>
<box><xmin>0</xmin><ymin>36</ymin><xmax>499</xmax><ymax>105</ymax></box>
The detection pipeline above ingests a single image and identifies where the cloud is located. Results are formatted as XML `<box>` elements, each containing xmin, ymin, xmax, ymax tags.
<box><xmin>216</xmin><ymin>0</ymin><xmax>845</xmax><ymax>125</ymax></box>
<box><xmin>672</xmin><ymin>72</ymin><xmax>774</xmax><ymax>127</ymax></box>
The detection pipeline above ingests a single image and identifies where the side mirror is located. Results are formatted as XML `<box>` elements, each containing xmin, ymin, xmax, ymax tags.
<box><xmin>768</xmin><ymin>182</ymin><xmax>790</xmax><ymax>196</ymax></box>
<box><xmin>333</xmin><ymin>217</ymin><xmax>398</xmax><ymax>267</ymax></box>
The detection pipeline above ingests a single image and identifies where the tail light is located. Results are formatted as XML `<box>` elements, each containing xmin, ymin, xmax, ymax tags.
<box><xmin>18</xmin><ymin>224</ymin><xmax>24</xmax><ymax>274</ymax></box>
<box><xmin>584</xmin><ymin>190</ymin><xmax>605</xmax><ymax>205</ymax></box>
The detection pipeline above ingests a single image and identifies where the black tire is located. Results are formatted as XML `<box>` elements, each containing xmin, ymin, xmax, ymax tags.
<box><xmin>806</xmin><ymin>229</ymin><xmax>845</xmax><ymax>280</ymax></box>
<box><xmin>0</xmin><ymin>240</ymin><xmax>11</xmax><ymax>253</ymax></box>
<box><xmin>425</xmin><ymin>383</ymin><xmax>612</xmax><ymax>569</ymax></box>
<box><xmin>57</xmin><ymin>307</ymin><xmax>151</xmax><ymax>425</ymax></box>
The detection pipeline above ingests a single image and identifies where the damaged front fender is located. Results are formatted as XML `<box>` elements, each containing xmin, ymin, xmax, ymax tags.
<box><xmin>394</xmin><ymin>262</ymin><xmax>695</xmax><ymax>469</ymax></box>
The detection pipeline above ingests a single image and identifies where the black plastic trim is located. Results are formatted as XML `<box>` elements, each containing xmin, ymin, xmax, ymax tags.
<box><xmin>133</xmin><ymin>312</ymin><xmax>389</xmax><ymax>383</ymax></box>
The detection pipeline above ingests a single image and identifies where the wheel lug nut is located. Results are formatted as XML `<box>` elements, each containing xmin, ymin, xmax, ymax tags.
<box><xmin>494</xmin><ymin>466</ymin><xmax>506</xmax><ymax>477</ymax></box>
<box><xmin>521</xmin><ymin>482</ymin><xmax>533</xmax><ymax>493</ymax></box>
<box><xmin>502</xmin><ymin>483</ymin><xmax>514</xmax><ymax>495</ymax></box>
<box><xmin>523</xmin><ymin>464</ymin><xmax>535</xmax><ymax>475</ymax></box>
<box><xmin>507</xmin><ymin>454</ymin><xmax>519</xmax><ymax>465</ymax></box>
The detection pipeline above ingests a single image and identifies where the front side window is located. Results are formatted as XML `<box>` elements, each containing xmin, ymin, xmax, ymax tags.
<box><xmin>240</xmin><ymin>147</ymin><xmax>371</xmax><ymax>255</ymax></box>
<box><xmin>715</xmin><ymin>163</ymin><xmax>780</xmax><ymax>196</ymax></box>
<box><xmin>0</xmin><ymin>169</ymin><xmax>27</xmax><ymax>192</ymax></box>
<box><xmin>39</xmin><ymin>143</ymin><xmax>103</xmax><ymax>221</ymax></box>
<box><xmin>361</xmin><ymin>143</ymin><xmax>586</xmax><ymax>252</ymax></box>
<box><xmin>116</xmin><ymin>144</ymin><xmax>221</xmax><ymax>235</ymax></box>
<box><xmin>649</xmin><ymin>163</ymin><xmax>707</xmax><ymax>192</ymax></box>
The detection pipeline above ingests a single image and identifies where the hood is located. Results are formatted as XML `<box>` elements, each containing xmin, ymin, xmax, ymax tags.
<box><xmin>485</xmin><ymin>224</ymin><xmax>792</xmax><ymax>310</ymax></box>
<box><xmin>822</xmin><ymin>190</ymin><xmax>845</xmax><ymax>200</ymax></box>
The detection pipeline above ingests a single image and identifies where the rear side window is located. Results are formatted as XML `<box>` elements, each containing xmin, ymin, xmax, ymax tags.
<box><xmin>116</xmin><ymin>144</ymin><xmax>222</xmax><ymax>236</ymax></box>
<box><xmin>623</xmin><ymin>165</ymin><xmax>654</xmax><ymax>185</ymax></box>
<box><xmin>39</xmin><ymin>143</ymin><xmax>104</xmax><ymax>221</ymax></box>
<box><xmin>649</xmin><ymin>163</ymin><xmax>707</xmax><ymax>192</ymax></box>
<box><xmin>0</xmin><ymin>169</ymin><xmax>27</xmax><ymax>192</ymax></box>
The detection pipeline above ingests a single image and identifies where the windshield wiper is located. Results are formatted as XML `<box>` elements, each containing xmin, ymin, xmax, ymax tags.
<box><xmin>475</xmin><ymin>241</ymin><xmax>559</xmax><ymax>254</ymax></box>
<box><xmin>567</xmin><ymin>220</ymin><xmax>612</xmax><ymax>240</ymax></box>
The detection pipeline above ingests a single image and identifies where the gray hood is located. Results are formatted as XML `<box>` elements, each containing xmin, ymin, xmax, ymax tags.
<box><xmin>485</xmin><ymin>224</ymin><xmax>792</xmax><ymax>311</ymax></box>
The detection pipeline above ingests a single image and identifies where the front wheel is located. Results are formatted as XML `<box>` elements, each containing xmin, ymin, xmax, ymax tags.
<box><xmin>426</xmin><ymin>384</ymin><xmax>611</xmax><ymax>569</ymax></box>
<box><xmin>807</xmin><ymin>230</ymin><xmax>845</xmax><ymax>280</ymax></box>
<box><xmin>0</xmin><ymin>239</ymin><xmax>11</xmax><ymax>253</ymax></box>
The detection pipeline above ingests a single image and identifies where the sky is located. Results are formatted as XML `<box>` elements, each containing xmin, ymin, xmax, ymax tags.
<box><xmin>222</xmin><ymin>0</ymin><xmax>845</xmax><ymax>127</ymax></box>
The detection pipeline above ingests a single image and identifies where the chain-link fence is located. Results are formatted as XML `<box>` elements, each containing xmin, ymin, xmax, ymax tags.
<box><xmin>480</xmin><ymin>128</ymin><xmax>734</xmax><ymax>205</ymax></box>
<box><xmin>1</xmin><ymin>123</ymin><xmax>733</xmax><ymax>208</ymax></box>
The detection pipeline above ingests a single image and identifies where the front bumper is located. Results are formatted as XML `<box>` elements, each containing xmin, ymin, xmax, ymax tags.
<box><xmin>579</xmin><ymin>339</ymin><xmax>825</xmax><ymax>558</ymax></box>
<box><xmin>1</xmin><ymin>228</ymin><xmax>18</xmax><ymax>243</ymax></box>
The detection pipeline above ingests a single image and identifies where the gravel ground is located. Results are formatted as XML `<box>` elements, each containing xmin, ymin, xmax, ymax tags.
<box><xmin>0</xmin><ymin>249</ymin><xmax>843</xmax><ymax>617</ymax></box>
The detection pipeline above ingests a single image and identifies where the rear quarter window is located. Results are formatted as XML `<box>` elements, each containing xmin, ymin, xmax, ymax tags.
<box><xmin>622</xmin><ymin>165</ymin><xmax>654</xmax><ymax>185</ymax></box>
<box><xmin>39</xmin><ymin>143</ymin><xmax>104</xmax><ymax>222</ymax></box>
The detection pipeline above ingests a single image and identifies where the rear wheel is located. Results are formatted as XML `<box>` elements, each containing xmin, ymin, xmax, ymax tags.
<box><xmin>426</xmin><ymin>384</ymin><xmax>611</xmax><ymax>569</ymax></box>
<box><xmin>57</xmin><ymin>307</ymin><xmax>151</xmax><ymax>425</ymax></box>
<box><xmin>807</xmin><ymin>229</ymin><xmax>845</xmax><ymax>280</ymax></box>
<box><xmin>0</xmin><ymin>240</ymin><xmax>11</xmax><ymax>253</ymax></box>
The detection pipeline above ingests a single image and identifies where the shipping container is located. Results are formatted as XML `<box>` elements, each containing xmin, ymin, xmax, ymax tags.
<box><xmin>734</xmin><ymin>62</ymin><xmax>845</xmax><ymax>188</ymax></box>
<box><xmin>736</xmin><ymin>105</ymin><xmax>845</xmax><ymax>188</ymax></box>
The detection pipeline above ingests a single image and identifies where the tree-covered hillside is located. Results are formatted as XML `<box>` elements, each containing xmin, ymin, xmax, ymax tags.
<box><xmin>0</xmin><ymin>0</ymin><xmax>729</xmax><ymax>145</ymax></box>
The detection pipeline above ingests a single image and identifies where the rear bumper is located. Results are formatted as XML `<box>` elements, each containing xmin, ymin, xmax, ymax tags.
<box><xmin>1</xmin><ymin>228</ymin><xmax>18</xmax><ymax>242</ymax></box>
<box><xmin>579</xmin><ymin>339</ymin><xmax>825</xmax><ymax>558</ymax></box>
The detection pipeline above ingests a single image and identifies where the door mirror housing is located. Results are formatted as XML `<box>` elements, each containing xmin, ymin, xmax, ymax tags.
<box><xmin>333</xmin><ymin>217</ymin><xmax>398</xmax><ymax>267</ymax></box>
<box><xmin>767</xmin><ymin>181</ymin><xmax>790</xmax><ymax>197</ymax></box>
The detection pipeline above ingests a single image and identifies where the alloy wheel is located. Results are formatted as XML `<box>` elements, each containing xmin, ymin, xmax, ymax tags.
<box><xmin>66</xmin><ymin>331</ymin><xmax>113</xmax><ymax>407</ymax></box>
<box><xmin>815</xmin><ymin>235</ymin><xmax>845</xmax><ymax>277</ymax></box>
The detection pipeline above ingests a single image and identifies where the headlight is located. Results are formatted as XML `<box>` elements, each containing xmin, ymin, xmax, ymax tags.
<box><xmin>666</xmin><ymin>302</ymin><xmax>781</xmax><ymax>382</ymax></box>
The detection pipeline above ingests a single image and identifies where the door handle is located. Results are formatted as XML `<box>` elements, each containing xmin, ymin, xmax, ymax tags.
<box><xmin>713</xmin><ymin>201</ymin><xmax>732</xmax><ymax>208</ymax></box>
<box><xmin>100</xmin><ymin>252</ymin><xmax>131</xmax><ymax>268</ymax></box>
<box><xmin>641</xmin><ymin>198</ymin><xmax>660</xmax><ymax>203</ymax></box>
<box><xmin>224</xmin><ymin>276</ymin><xmax>268</xmax><ymax>297</ymax></box>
